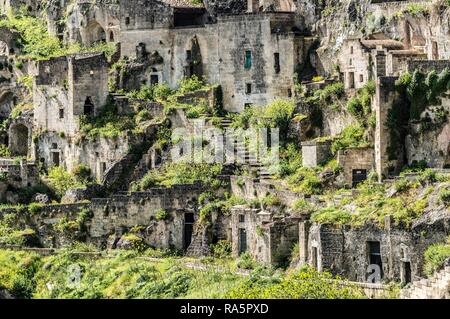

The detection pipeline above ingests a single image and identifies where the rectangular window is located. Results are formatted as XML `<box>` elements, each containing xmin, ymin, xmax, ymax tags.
<box><xmin>59</xmin><ymin>109</ymin><xmax>64</xmax><ymax>119</ymax></box>
<box><xmin>245</xmin><ymin>83</ymin><xmax>252</xmax><ymax>94</ymax></box>
<box><xmin>244</xmin><ymin>50</ymin><xmax>252</xmax><ymax>70</ymax></box>
<box><xmin>350</xmin><ymin>46</ymin><xmax>354</xmax><ymax>54</ymax></box>
<box><xmin>239</xmin><ymin>214</ymin><xmax>245</xmax><ymax>223</ymax></box>
<box><xmin>359</xmin><ymin>74</ymin><xmax>364</xmax><ymax>83</ymax></box>
<box><xmin>125</xmin><ymin>17</ymin><xmax>130</xmax><ymax>25</ymax></box>
<box><xmin>274</xmin><ymin>52</ymin><xmax>280</xmax><ymax>74</ymax></box>
<box><xmin>186</xmin><ymin>50</ymin><xmax>192</xmax><ymax>61</ymax></box>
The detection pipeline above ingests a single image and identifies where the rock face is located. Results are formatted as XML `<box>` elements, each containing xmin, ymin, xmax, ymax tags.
<box><xmin>204</xmin><ymin>0</ymin><xmax>247</xmax><ymax>17</ymax></box>
<box><xmin>0</xmin><ymin>288</ymin><xmax>14</xmax><ymax>299</ymax></box>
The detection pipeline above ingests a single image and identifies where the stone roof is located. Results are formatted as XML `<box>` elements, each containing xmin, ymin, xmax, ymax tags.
<box><xmin>160</xmin><ymin>0</ymin><xmax>205</xmax><ymax>8</ymax></box>
<box><xmin>361</xmin><ymin>39</ymin><xmax>404</xmax><ymax>50</ymax></box>
<box><xmin>390</xmin><ymin>49</ymin><xmax>427</xmax><ymax>56</ymax></box>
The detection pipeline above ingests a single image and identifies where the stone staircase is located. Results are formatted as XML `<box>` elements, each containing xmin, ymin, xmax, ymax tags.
<box><xmin>213</xmin><ymin>118</ymin><xmax>273</xmax><ymax>181</ymax></box>
<box><xmin>401</xmin><ymin>264</ymin><xmax>450</xmax><ymax>299</ymax></box>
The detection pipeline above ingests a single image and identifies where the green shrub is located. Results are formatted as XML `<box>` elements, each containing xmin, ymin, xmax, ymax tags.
<box><xmin>28</xmin><ymin>203</ymin><xmax>43</xmax><ymax>214</ymax></box>
<box><xmin>225</xmin><ymin>267</ymin><xmax>364</xmax><ymax>299</ymax></box>
<box><xmin>439</xmin><ymin>188</ymin><xmax>450</xmax><ymax>206</ymax></box>
<box><xmin>424</xmin><ymin>238</ymin><xmax>450</xmax><ymax>277</ymax></box>
<box><xmin>237</xmin><ymin>252</ymin><xmax>256</xmax><ymax>270</ymax></box>
<box><xmin>177</xmin><ymin>75</ymin><xmax>205</xmax><ymax>94</ymax></box>
<box><xmin>155</xmin><ymin>209</ymin><xmax>169</xmax><ymax>221</ymax></box>
<box><xmin>211</xmin><ymin>240</ymin><xmax>232</xmax><ymax>258</ymax></box>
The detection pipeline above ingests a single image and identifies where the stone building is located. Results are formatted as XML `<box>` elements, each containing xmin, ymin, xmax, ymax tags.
<box><xmin>31</xmin><ymin>52</ymin><xmax>129</xmax><ymax>180</ymax></box>
<box><xmin>231</xmin><ymin>205</ymin><xmax>299</xmax><ymax>266</ymax></box>
<box><xmin>301</xmin><ymin>140</ymin><xmax>332</xmax><ymax>168</ymax></box>
<box><xmin>337</xmin><ymin>147</ymin><xmax>375</xmax><ymax>188</ymax></box>
<box><xmin>338</xmin><ymin>36</ymin><xmax>426</xmax><ymax>90</ymax></box>
<box><xmin>298</xmin><ymin>209</ymin><xmax>450</xmax><ymax>284</ymax></box>
<box><xmin>118</xmin><ymin>0</ymin><xmax>305</xmax><ymax>112</ymax></box>
<box><xmin>33</xmin><ymin>52</ymin><xmax>109</xmax><ymax>137</ymax></box>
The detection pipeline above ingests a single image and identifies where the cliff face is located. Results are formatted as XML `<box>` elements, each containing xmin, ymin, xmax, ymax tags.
<box><xmin>204</xmin><ymin>0</ymin><xmax>247</xmax><ymax>16</ymax></box>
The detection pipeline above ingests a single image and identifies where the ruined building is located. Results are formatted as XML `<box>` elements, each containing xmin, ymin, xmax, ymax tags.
<box><xmin>0</xmin><ymin>0</ymin><xmax>449</xmax><ymax>299</ymax></box>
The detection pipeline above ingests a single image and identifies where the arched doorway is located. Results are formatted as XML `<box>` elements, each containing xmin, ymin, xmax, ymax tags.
<box><xmin>185</xmin><ymin>36</ymin><xmax>203</xmax><ymax>78</ymax></box>
<box><xmin>9</xmin><ymin>123</ymin><xmax>29</xmax><ymax>156</ymax></box>
<box><xmin>86</xmin><ymin>21</ymin><xmax>106</xmax><ymax>45</ymax></box>
<box><xmin>83</xmin><ymin>96</ymin><xmax>95</xmax><ymax>116</ymax></box>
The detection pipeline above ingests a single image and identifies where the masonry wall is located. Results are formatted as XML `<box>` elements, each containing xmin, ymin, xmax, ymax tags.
<box><xmin>337</xmin><ymin>147</ymin><xmax>375</xmax><ymax>186</ymax></box>
<box><xmin>338</xmin><ymin>39</ymin><xmax>371</xmax><ymax>90</ymax></box>
<box><xmin>306</xmin><ymin>215</ymin><xmax>450</xmax><ymax>284</ymax></box>
<box><xmin>120</xmin><ymin>13</ymin><xmax>301</xmax><ymax>112</ymax></box>
<box><xmin>89</xmin><ymin>183</ymin><xmax>205</xmax><ymax>250</ymax></box>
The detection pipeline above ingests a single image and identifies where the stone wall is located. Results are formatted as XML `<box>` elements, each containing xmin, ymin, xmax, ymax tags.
<box><xmin>337</xmin><ymin>147</ymin><xmax>375</xmax><ymax>186</ymax></box>
<box><xmin>302</xmin><ymin>211</ymin><xmax>450</xmax><ymax>284</ymax></box>
<box><xmin>120</xmin><ymin>13</ymin><xmax>302</xmax><ymax>112</ymax></box>
<box><xmin>0</xmin><ymin>202</ymin><xmax>91</xmax><ymax>247</ymax></box>
<box><xmin>230</xmin><ymin>205</ymin><xmax>298</xmax><ymax>266</ymax></box>
<box><xmin>89</xmin><ymin>183</ymin><xmax>205</xmax><ymax>250</ymax></box>
<box><xmin>301</xmin><ymin>140</ymin><xmax>332</xmax><ymax>168</ymax></box>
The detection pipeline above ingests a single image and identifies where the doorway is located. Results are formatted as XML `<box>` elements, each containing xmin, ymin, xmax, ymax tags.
<box><xmin>184</xmin><ymin>213</ymin><xmax>194</xmax><ymax>249</ymax></box>
<box><xmin>352</xmin><ymin>169</ymin><xmax>367</xmax><ymax>188</ymax></box>
<box><xmin>238</xmin><ymin>228</ymin><xmax>247</xmax><ymax>255</ymax></box>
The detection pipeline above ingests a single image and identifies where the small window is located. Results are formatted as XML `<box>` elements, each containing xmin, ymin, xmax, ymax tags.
<box><xmin>245</xmin><ymin>83</ymin><xmax>252</xmax><ymax>94</ymax></box>
<box><xmin>274</xmin><ymin>52</ymin><xmax>280</xmax><ymax>74</ymax></box>
<box><xmin>51</xmin><ymin>143</ymin><xmax>58</xmax><ymax>149</ymax></box>
<box><xmin>125</xmin><ymin>17</ymin><xmax>130</xmax><ymax>25</ymax></box>
<box><xmin>350</xmin><ymin>46</ymin><xmax>354</xmax><ymax>54</ymax></box>
<box><xmin>244</xmin><ymin>50</ymin><xmax>252</xmax><ymax>70</ymax></box>
<box><xmin>186</xmin><ymin>50</ymin><xmax>192</xmax><ymax>60</ymax></box>
<box><xmin>349</xmin><ymin>58</ymin><xmax>353</xmax><ymax>66</ymax></box>
<box><xmin>239</xmin><ymin>214</ymin><xmax>245</xmax><ymax>223</ymax></box>
<box><xmin>59</xmin><ymin>109</ymin><xmax>64</xmax><ymax>119</ymax></box>
<box><xmin>288</xmin><ymin>88</ymin><xmax>292</xmax><ymax>97</ymax></box>
<box><xmin>101</xmin><ymin>162</ymin><xmax>107</xmax><ymax>173</ymax></box>
<box><xmin>359</xmin><ymin>74</ymin><xmax>364</xmax><ymax>83</ymax></box>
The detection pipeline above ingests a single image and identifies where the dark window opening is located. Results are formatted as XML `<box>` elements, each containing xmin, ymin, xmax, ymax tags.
<box><xmin>245</xmin><ymin>83</ymin><xmax>252</xmax><ymax>94</ymax></box>
<box><xmin>51</xmin><ymin>143</ymin><xmax>58</xmax><ymax>149</ymax></box>
<box><xmin>350</xmin><ymin>46</ymin><xmax>354</xmax><ymax>54</ymax></box>
<box><xmin>101</xmin><ymin>162</ymin><xmax>107</xmax><ymax>173</ymax></box>
<box><xmin>150</xmin><ymin>74</ymin><xmax>159</xmax><ymax>85</ymax></box>
<box><xmin>59</xmin><ymin>109</ymin><xmax>64</xmax><ymax>119</ymax></box>
<box><xmin>84</xmin><ymin>97</ymin><xmax>94</xmax><ymax>116</ymax></box>
<box><xmin>109</xmin><ymin>31</ymin><xmax>114</xmax><ymax>42</ymax></box>
<box><xmin>368</xmin><ymin>241</ymin><xmax>383</xmax><ymax>279</ymax></box>
<box><xmin>125</xmin><ymin>17</ymin><xmax>130</xmax><ymax>25</ymax></box>
<box><xmin>348</xmin><ymin>72</ymin><xmax>355</xmax><ymax>89</ymax></box>
<box><xmin>52</xmin><ymin>152</ymin><xmax>60</xmax><ymax>167</ymax></box>
<box><xmin>239</xmin><ymin>228</ymin><xmax>247</xmax><ymax>255</ymax></box>
<box><xmin>288</xmin><ymin>88</ymin><xmax>292</xmax><ymax>97</ymax></box>
<box><xmin>311</xmin><ymin>247</ymin><xmax>318</xmax><ymax>270</ymax></box>
<box><xmin>239</xmin><ymin>214</ymin><xmax>245</xmax><ymax>223</ymax></box>
<box><xmin>184</xmin><ymin>213</ymin><xmax>195</xmax><ymax>249</ymax></box>
<box><xmin>352</xmin><ymin>169</ymin><xmax>367</xmax><ymax>188</ymax></box>
<box><xmin>402</xmin><ymin>262</ymin><xmax>412</xmax><ymax>284</ymax></box>
<box><xmin>244</xmin><ymin>50</ymin><xmax>252</xmax><ymax>70</ymax></box>
<box><xmin>274</xmin><ymin>52</ymin><xmax>280</xmax><ymax>74</ymax></box>
<box><xmin>360</xmin><ymin>74</ymin><xmax>364</xmax><ymax>83</ymax></box>
<box><xmin>186</xmin><ymin>50</ymin><xmax>192</xmax><ymax>61</ymax></box>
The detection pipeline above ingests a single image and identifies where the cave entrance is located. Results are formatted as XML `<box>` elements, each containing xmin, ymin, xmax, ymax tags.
<box><xmin>9</xmin><ymin>124</ymin><xmax>29</xmax><ymax>157</ymax></box>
